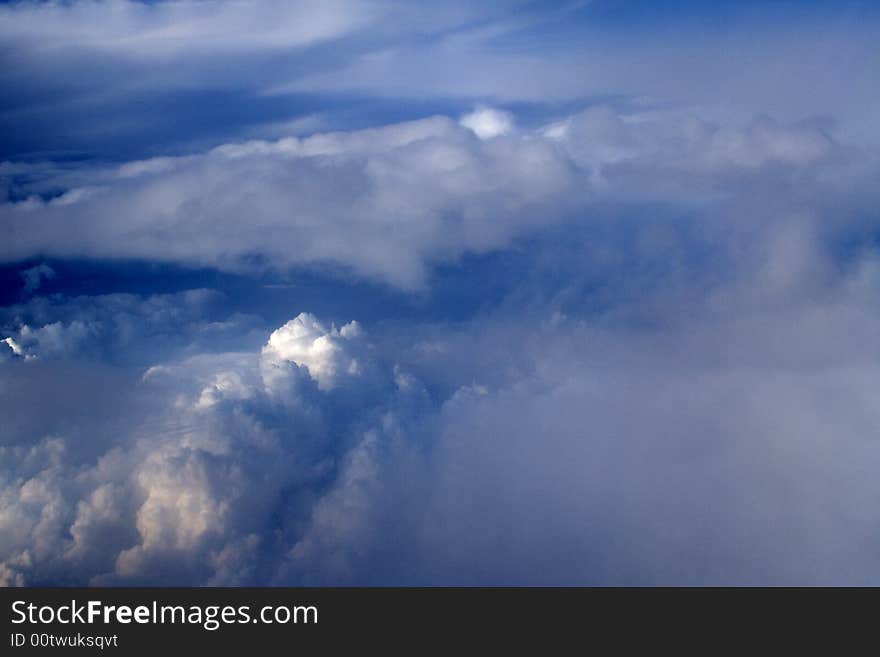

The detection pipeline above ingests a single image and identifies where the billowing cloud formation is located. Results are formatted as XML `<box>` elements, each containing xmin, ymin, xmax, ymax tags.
<box><xmin>262</xmin><ymin>313</ymin><xmax>364</xmax><ymax>391</ymax></box>
<box><xmin>0</xmin><ymin>308</ymin><xmax>429</xmax><ymax>585</ymax></box>
<box><xmin>2</xmin><ymin>108</ymin><xmax>860</xmax><ymax>290</ymax></box>
<box><xmin>460</xmin><ymin>106</ymin><xmax>513</xmax><ymax>140</ymax></box>
<box><xmin>6</xmin><ymin>230</ymin><xmax>880</xmax><ymax>585</ymax></box>
<box><xmin>3</xmin><ymin>1</ymin><xmax>880</xmax><ymax>587</ymax></box>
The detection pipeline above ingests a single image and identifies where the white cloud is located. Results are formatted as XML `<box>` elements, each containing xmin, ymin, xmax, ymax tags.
<box><xmin>262</xmin><ymin>313</ymin><xmax>363</xmax><ymax>392</ymax></box>
<box><xmin>279</xmin><ymin>13</ymin><xmax>880</xmax><ymax>142</ymax></box>
<box><xmin>561</xmin><ymin>107</ymin><xmax>837</xmax><ymax>180</ymax></box>
<box><xmin>2</xmin><ymin>337</ymin><xmax>26</xmax><ymax>358</ymax></box>
<box><xmin>2</xmin><ymin>321</ymin><xmax>98</xmax><ymax>361</ymax></box>
<box><xmin>1</xmin><ymin>115</ymin><xmax>577</xmax><ymax>289</ymax></box>
<box><xmin>0</xmin><ymin>309</ymin><xmax>422</xmax><ymax>585</ymax></box>
<box><xmin>2</xmin><ymin>108</ymin><xmax>859</xmax><ymax>290</ymax></box>
<box><xmin>1</xmin><ymin>2</ymin><xmax>880</xmax><ymax>586</ymax></box>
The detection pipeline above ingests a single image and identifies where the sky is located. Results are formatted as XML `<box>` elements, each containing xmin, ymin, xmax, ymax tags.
<box><xmin>1</xmin><ymin>0</ymin><xmax>879</xmax><ymax>586</ymax></box>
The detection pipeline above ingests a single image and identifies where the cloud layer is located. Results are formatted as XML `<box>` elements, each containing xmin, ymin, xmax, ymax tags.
<box><xmin>2</xmin><ymin>0</ymin><xmax>880</xmax><ymax>586</ymax></box>
<box><xmin>4</xmin><ymin>107</ymin><xmax>864</xmax><ymax>290</ymax></box>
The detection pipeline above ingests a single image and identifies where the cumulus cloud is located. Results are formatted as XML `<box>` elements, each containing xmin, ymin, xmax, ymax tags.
<box><xmin>2</xmin><ymin>337</ymin><xmax>26</xmax><ymax>360</ymax></box>
<box><xmin>0</xmin><ymin>307</ymin><xmax>427</xmax><ymax>585</ymax></box>
<box><xmin>460</xmin><ymin>106</ymin><xmax>514</xmax><ymax>140</ymax></box>
<box><xmin>4</xmin><ymin>194</ymin><xmax>880</xmax><ymax>584</ymax></box>
<box><xmin>262</xmin><ymin>313</ymin><xmax>364</xmax><ymax>392</ymax></box>
<box><xmin>1</xmin><ymin>115</ymin><xmax>578</xmax><ymax>289</ymax></box>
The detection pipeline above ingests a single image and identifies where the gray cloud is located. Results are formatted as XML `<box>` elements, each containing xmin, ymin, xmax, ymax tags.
<box><xmin>1</xmin><ymin>115</ymin><xmax>577</xmax><ymax>288</ymax></box>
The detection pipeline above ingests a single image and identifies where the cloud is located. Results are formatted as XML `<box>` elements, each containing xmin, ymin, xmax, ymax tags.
<box><xmin>262</xmin><ymin>313</ymin><xmax>364</xmax><ymax>392</ymax></box>
<box><xmin>19</xmin><ymin>263</ymin><xmax>55</xmax><ymax>297</ymax></box>
<box><xmin>4</xmin><ymin>199</ymin><xmax>880</xmax><ymax>584</ymax></box>
<box><xmin>394</xmin><ymin>225</ymin><xmax>880</xmax><ymax>584</ymax></box>
<box><xmin>460</xmin><ymin>106</ymin><xmax>514</xmax><ymax>140</ymax></box>
<box><xmin>0</xmin><ymin>305</ymin><xmax>430</xmax><ymax>585</ymax></box>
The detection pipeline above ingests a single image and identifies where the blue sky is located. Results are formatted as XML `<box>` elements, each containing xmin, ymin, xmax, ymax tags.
<box><xmin>1</xmin><ymin>0</ymin><xmax>880</xmax><ymax>585</ymax></box>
